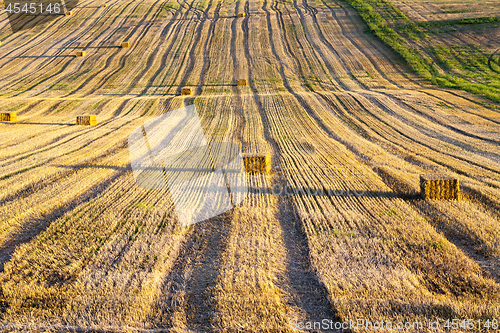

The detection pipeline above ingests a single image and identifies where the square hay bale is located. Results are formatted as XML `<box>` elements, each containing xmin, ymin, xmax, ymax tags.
<box><xmin>237</xmin><ymin>79</ymin><xmax>247</xmax><ymax>86</ymax></box>
<box><xmin>1</xmin><ymin>112</ymin><xmax>16</xmax><ymax>122</ymax></box>
<box><xmin>420</xmin><ymin>174</ymin><xmax>460</xmax><ymax>200</ymax></box>
<box><xmin>75</xmin><ymin>51</ymin><xmax>86</xmax><ymax>57</ymax></box>
<box><xmin>76</xmin><ymin>115</ymin><xmax>97</xmax><ymax>126</ymax></box>
<box><xmin>101</xmin><ymin>3</ymin><xmax>107</xmax><ymax>7</ymax></box>
<box><xmin>181</xmin><ymin>87</ymin><xmax>193</xmax><ymax>96</ymax></box>
<box><xmin>238</xmin><ymin>13</ymin><xmax>246</xmax><ymax>17</ymax></box>
<box><xmin>243</xmin><ymin>153</ymin><xmax>271</xmax><ymax>174</ymax></box>
<box><xmin>121</xmin><ymin>42</ymin><xmax>130</xmax><ymax>48</ymax></box>
<box><xmin>65</xmin><ymin>11</ymin><xmax>73</xmax><ymax>16</ymax></box>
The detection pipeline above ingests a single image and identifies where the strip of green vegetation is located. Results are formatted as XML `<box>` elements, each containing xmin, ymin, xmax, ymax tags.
<box><xmin>342</xmin><ymin>0</ymin><xmax>500</xmax><ymax>104</ymax></box>
<box><xmin>342</xmin><ymin>0</ymin><xmax>436</xmax><ymax>77</ymax></box>
<box><xmin>420</xmin><ymin>16</ymin><xmax>500</xmax><ymax>28</ymax></box>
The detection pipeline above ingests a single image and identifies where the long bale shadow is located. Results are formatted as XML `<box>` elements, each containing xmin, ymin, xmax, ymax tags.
<box><xmin>277</xmin><ymin>193</ymin><xmax>343</xmax><ymax>331</ymax></box>
<box><xmin>4</xmin><ymin>55</ymin><xmax>76</xmax><ymax>59</ymax></box>
<box><xmin>0</xmin><ymin>122</ymin><xmax>73</xmax><ymax>126</ymax></box>
<box><xmin>248</xmin><ymin>185</ymin><xmax>397</xmax><ymax>198</ymax></box>
<box><xmin>241</xmin><ymin>0</ymin><xmax>341</xmax><ymax>327</ymax></box>
<box><xmin>157</xmin><ymin>210</ymin><xmax>234</xmax><ymax>331</ymax></box>
<box><xmin>374</xmin><ymin>166</ymin><xmax>500</xmax><ymax>284</ymax></box>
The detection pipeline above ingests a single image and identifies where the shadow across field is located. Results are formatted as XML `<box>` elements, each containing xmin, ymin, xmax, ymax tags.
<box><xmin>102</xmin><ymin>92</ymin><xmax>174</xmax><ymax>96</ymax></box>
<box><xmin>157</xmin><ymin>210</ymin><xmax>233</xmax><ymax>331</ymax></box>
<box><xmin>374</xmin><ymin>166</ymin><xmax>500</xmax><ymax>283</ymax></box>
<box><xmin>0</xmin><ymin>122</ymin><xmax>73</xmax><ymax>126</ymax></box>
<box><xmin>277</xmin><ymin>195</ymin><xmax>342</xmax><ymax>330</ymax></box>
<box><xmin>73</xmin><ymin>46</ymin><xmax>121</xmax><ymax>49</ymax></box>
<box><xmin>100</xmin><ymin>83</ymin><xmax>239</xmax><ymax>96</ymax></box>
<box><xmin>54</xmin><ymin>46</ymin><xmax>121</xmax><ymax>50</ymax></box>
<box><xmin>6</xmin><ymin>55</ymin><xmax>76</xmax><ymax>59</ymax></box>
<box><xmin>145</xmin><ymin>83</ymin><xmax>239</xmax><ymax>88</ymax></box>
<box><xmin>248</xmin><ymin>185</ymin><xmax>397</xmax><ymax>199</ymax></box>
<box><xmin>0</xmin><ymin>169</ymin><xmax>126</xmax><ymax>273</ymax></box>
<box><xmin>74</xmin><ymin>5</ymin><xmax>108</xmax><ymax>8</ymax></box>
<box><xmin>185</xmin><ymin>84</ymin><xmax>239</xmax><ymax>87</ymax></box>
<box><xmin>209</xmin><ymin>15</ymin><xmax>245</xmax><ymax>18</ymax></box>
<box><xmin>56</xmin><ymin>164</ymin><xmax>129</xmax><ymax>171</ymax></box>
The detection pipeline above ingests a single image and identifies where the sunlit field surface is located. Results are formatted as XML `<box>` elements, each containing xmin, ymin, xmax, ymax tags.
<box><xmin>0</xmin><ymin>0</ymin><xmax>499</xmax><ymax>331</ymax></box>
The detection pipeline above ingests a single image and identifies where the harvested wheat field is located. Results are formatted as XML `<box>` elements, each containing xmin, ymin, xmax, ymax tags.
<box><xmin>0</xmin><ymin>0</ymin><xmax>499</xmax><ymax>331</ymax></box>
